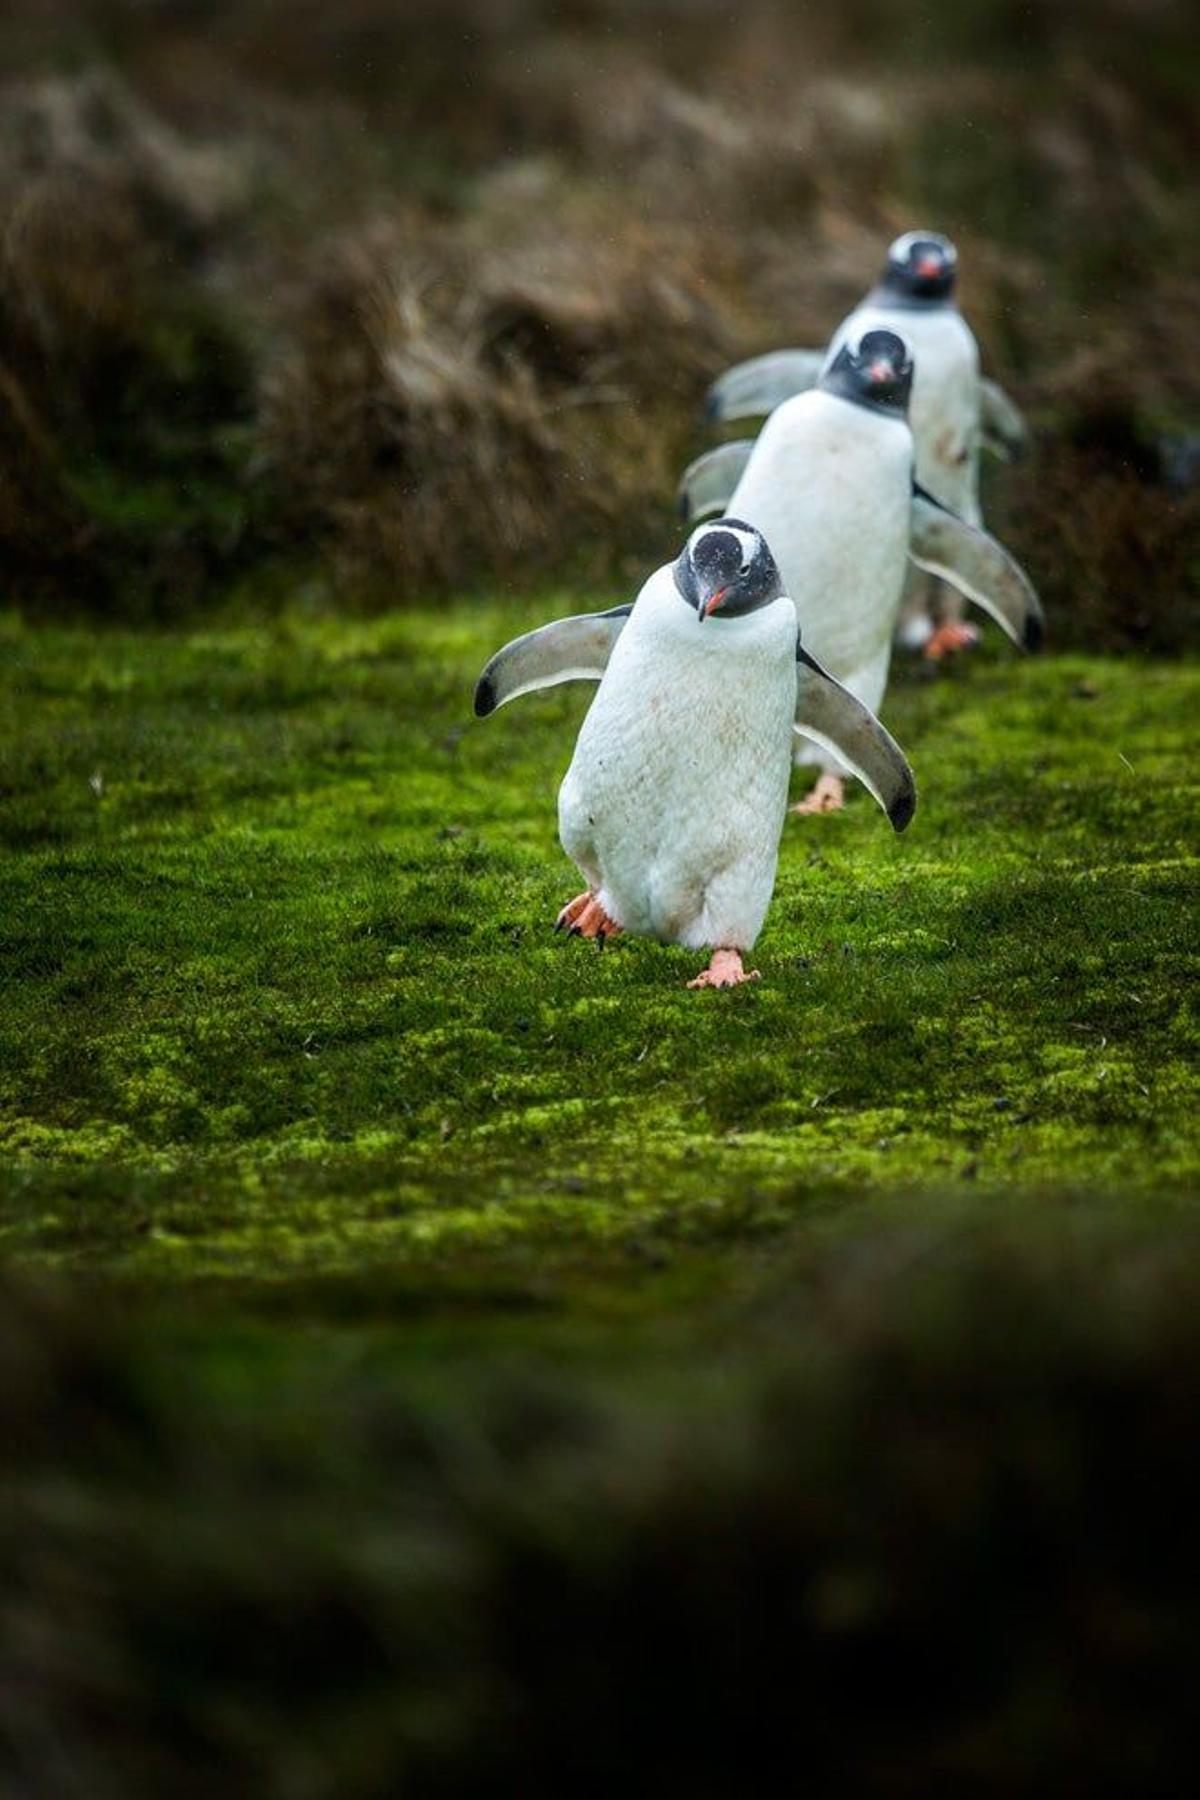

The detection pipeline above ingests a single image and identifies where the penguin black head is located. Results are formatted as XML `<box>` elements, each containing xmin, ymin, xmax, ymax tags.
<box><xmin>674</xmin><ymin>518</ymin><xmax>784</xmax><ymax>623</ymax></box>
<box><xmin>881</xmin><ymin>230</ymin><xmax>958</xmax><ymax>303</ymax></box>
<box><xmin>820</xmin><ymin>328</ymin><xmax>914</xmax><ymax>418</ymax></box>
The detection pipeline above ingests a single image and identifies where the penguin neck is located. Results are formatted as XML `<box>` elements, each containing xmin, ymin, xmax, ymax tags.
<box><xmin>654</xmin><ymin>568</ymin><xmax>787</xmax><ymax>647</ymax></box>
<box><xmin>866</xmin><ymin>278</ymin><xmax>957</xmax><ymax>314</ymax></box>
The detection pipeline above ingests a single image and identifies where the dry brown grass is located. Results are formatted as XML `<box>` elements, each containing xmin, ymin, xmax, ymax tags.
<box><xmin>0</xmin><ymin>69</ymin><xmax>245</xmax><ymax>402</ymax></box>
<box><xmin>258</xmin><ymin>203</ymin><xmax>732</xmax><ymax>593</ymax></box>
<box><xmin>0</xmin><ymin>70</ymin><xmax>255</xmax><ymax>607</ymax></box>
<box><xmin>0</xmin><ymin>1</ymin><xmax>1195</xmax><ymax>640</ymax></box>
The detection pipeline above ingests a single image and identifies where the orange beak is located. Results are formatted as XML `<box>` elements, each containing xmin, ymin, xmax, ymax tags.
<box><xmin>917</xmin><ymin>256</ymin><xmax>942</xmax><ymax>278</ymax></box>
<box><xmin>701</xmin><ymin>585</ymin><xmax>729</xmax><ymax>620</ymax></box>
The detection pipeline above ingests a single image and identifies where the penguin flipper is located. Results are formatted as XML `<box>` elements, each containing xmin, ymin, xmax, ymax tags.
<box><xmin>677</xmin><ymin>440</ymin><xmax>756</xmax><ymax>524</ymax></box>
<box><xmin>474</xmin><ymin>607</ymin><xmax>632</xmax><ymax>718</ymax></box>
<box><xmin>979</xmin><ymin>378</ymin><xmax>1029</xmax><ymax>462</ymax></box>
<box><xmin>706</xmin><ymin>349</ymin><xmax>824</xmax><ymax>423</ymax></box>
<box><xmin>909</xmin><ymin>489</ymin><xmax>1044</xmax><ymax>652</ymax></box>
<box><xmin>793</xmin><ymin>646</ymin><xmax>916</xmax><ymax>833</ymax></box>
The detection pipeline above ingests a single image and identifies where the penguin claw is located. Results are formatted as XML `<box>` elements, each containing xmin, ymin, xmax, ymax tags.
<box><xmin>555</xmin><ymin>891</ymin><xmax>593</xmax><ymax>932</ymax></box>
<box><xmin>557</xmin><ymin>892</ymin><xmax>621</xmax><ymax>942</ymax></box>
<box><xmin>924</xmin><ymin>620</ymin><xmax>981</xmax><ymax>661</ymax></box>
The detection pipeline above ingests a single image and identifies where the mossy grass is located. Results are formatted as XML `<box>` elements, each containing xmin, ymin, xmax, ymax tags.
<box><xmin>1</xmin><ymin>601</ymin><xmax>1195</xmax><ymax>1298</ymax></box>
<box><xmin>2</xmin><ymin>598</ymin><xmax>1198</xmax><ymax>1792</ymax></box>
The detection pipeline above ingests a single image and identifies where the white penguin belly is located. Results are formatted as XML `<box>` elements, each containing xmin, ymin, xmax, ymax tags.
<box><xmin>729</xmin><ymin>390</ymin><xmax>912</xmax><ymax>714</ymax></box>
<box><xmin>559</xmin><ymin>577</ymin><xmax>797</xmax><ymax>950</ymax></box>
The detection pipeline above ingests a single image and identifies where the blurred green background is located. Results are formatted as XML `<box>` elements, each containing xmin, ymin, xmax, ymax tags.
<box><xmin>1</xmin><ymin>3</ymin><xmax>1198</xmax><ymax>1794</ymax></box>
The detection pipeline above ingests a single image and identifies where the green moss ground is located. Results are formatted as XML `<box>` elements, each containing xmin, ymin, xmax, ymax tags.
<box><xmin>3</xmin><ymin>601</ymin><xmax>1199</xmax><ymax>1791</ymax></box>
<box><xmin>1</xmin><ymin>601</ymin><xmax>1195</xmax><ymax>1299</ymax></box>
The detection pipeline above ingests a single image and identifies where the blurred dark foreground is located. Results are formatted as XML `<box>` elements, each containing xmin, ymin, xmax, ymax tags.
<box><xmin>4</xmin><ymin>1210</ymin><xmax>1200</xmax><ymax>1797</ymax></box>
<box><xmin>0</xmin><ymin>0</ymin><xmax>1197</xmax><ymax>647</ymax></box>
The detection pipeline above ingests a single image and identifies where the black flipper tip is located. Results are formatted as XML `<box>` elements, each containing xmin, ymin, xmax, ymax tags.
<box><xmin>473</xmin><ymin>675</ymin><xmax>497</xmax><ymax>718</ymax></box>
<box><xmin>889</xmin><ymin>788</ymin><xmax>917</xmax><ymax>835</ymax></box>
<box><xmin>703</xmin><ymin>390</ymin><xmax>721</xmax><ymax>423</ymax></box>
<box><xmin>1023</xmin><ymin>610</ymin><xmax>1045</xmax><ymax>655</ymax></box>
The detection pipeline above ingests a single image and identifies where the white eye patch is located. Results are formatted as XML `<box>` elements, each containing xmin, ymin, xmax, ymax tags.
<box><xmin>724</xmin><ymin>525</ymin><xmax>760</xmax><ymax>568</ymax></box>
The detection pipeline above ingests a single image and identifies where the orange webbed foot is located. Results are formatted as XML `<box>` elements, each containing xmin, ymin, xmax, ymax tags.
<box><xmin>924</xmin><ymin>621</ymin><xmax>981</xmax><ymax>661</ymax></box>
<box><xmin>791</xmin><ymin>773</ymin><xmax>845</xmax><ymax>816</ymax></box>
<box><xmin>687</xmin><ymin>948</ymin><xmax>760</xmax><ymax>991</ymax></box>
<box><xmin>555</xmin><ymin>891</ymin><xmax>621</xmax><ymax>943</ymax></box>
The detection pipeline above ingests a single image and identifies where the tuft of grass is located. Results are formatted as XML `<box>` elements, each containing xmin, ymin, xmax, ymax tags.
<box><xmin>257</xmin><ymin>215</ymin><xmax>728</xmax><ymax>596</ymax></box>
<box><xmin>1</xmin><ymin>602</ymin><xmax>1195</xmax><ymax>1283</ymax></box>
<box><xmin>0</xmin><ymin>71</ymin><xmax>258</xmax><ymax>612</ymax></box>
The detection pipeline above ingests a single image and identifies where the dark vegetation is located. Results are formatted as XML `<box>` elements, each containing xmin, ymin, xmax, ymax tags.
<box><xmin>5</xmin><ymin>1216</ymin><xmax>1200</xmax><ymax>1798</ymax></box>
<box><xmin>0</xmin><ymin>0</ymin><xmax>1197</xmax><ymax>640</ymax></box>
<box><xmin>2</xmin><ymin>3</ymin><xmax>1199</xmax><ymax>1791</ymax></box>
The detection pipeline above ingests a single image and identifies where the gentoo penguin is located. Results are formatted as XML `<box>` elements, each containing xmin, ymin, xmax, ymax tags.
<box><xmin>679</xmin><ymin>328</ymin><xmax>1041</xmax><ymax>816</ymax></box>
<box><xmin>703</xmin><ymin>231</ymin><xmax>1030</xmax><ymax>659</ymax></box>
<box><xmin>474</xmin><ymin>520</ymin><xmax>915</xmax><ymax>989</ymax></box>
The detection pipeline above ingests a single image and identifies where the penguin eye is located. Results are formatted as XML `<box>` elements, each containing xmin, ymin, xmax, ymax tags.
<box><xmin>738</xmin><ymin>562</ymin><xmax>751</xmax><ymax>577</ymax></box>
